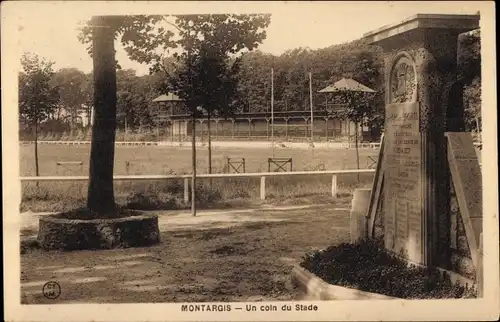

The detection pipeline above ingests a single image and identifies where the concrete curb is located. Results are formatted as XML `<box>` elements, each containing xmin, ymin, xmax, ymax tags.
<box><xmin>291</xmin><ymin>264</ymin><xmax>396</xmax><ymax>300</ymax></box>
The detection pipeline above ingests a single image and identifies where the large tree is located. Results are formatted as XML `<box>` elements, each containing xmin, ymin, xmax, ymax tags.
<box><xmin>165</xmin><ymin>43</ymin><xmax>242</xmax><ymax>176</ymax></box>
<box><xmin>78</xmin><ymin>15</ymin><xmax>165</xmax><ymax>215</ymax></box>
<box><xmin>78</xmin><ymin>14</ymin><xmax>270</xmax><ymax>215</ymax></box>
<box><xmin>19</xmin><ymin>53</ymin><xmax>60</xmax><ymax>177</ymax></box>
<box><xmin>121</xmin><ymin>14</ymin><xmax>270</xmax><ymax>179</ymax></box>
<box><xmin>86</xmin><ymin>16</ymin><xmax>119</xmax><ymax>213</ymax></box>
<box><xmin>330</xmin><ymin>89</ymin><xmax>377</xmax><ymax>178</ymax></box>
<box><xmin>88</xmin><ymin>14</ymin><xmax>270</xmax><ymax>215</ymax></box>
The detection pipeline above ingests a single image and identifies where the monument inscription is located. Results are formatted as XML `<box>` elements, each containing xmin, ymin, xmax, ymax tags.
<box><xmin>384</xmin><ymin>102</ymin><xmax>423</xmax><ymax>263</ymax></box>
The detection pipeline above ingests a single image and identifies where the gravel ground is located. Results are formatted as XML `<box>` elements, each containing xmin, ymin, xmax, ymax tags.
<box><xmin>20</xmin><ymin>204</ymin><xmax>351</xmax><ymax>304</ymax></box>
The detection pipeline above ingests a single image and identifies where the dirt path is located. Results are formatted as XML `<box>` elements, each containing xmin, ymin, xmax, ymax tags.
<box><xmin>21</xmin><ymin>204</ymin><xmax>351</xmax><ymax>304</ymax></box>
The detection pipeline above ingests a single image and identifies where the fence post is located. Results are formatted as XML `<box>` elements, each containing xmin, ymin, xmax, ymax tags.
<box><xmin>184</xmin><ymin>177</ymin><xmax>189</xmax><ymax>204</ymax></box>
<box><xmin>331</xmin><ymin>175</ymin><xmax>338</xmax><ymax>198</ymax></box>
<box><xmin>260</xmin><ymin>176</ymin><xmax>266</xmax><ymax>200</ymax></box>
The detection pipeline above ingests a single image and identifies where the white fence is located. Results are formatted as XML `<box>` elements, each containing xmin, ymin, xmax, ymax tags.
<box><xmin>19</xmin><ymin>140</ymin><xmax>482</xmax><ymax>150</ymax></box>
<box><xmin>20</xmin><ymin>169</ymin><xmax>376</xmax><ymax>202</ymax></box>
<box><xmin>22</xmin><ymin>140</ymin><xmax>379</xmax><ymax>149</ymax></box>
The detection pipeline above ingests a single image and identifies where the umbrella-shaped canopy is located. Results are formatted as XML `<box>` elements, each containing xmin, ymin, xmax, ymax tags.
<box><xmin>152</xmin><ymin>93</ymin><xmax>183</xmax><ymax>102</ymax></box>
<box><xmin>153</xmin><ymin>93</ymin><xmax>185</xmax><ymax>117</ymax></box>
<box><xmin>318</xmin><ymin>78</ymin><xmax>376</xmax><ymax>93</ymax></box>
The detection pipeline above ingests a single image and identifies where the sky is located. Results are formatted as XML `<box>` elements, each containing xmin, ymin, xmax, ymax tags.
<box><xmin>10</xmin><ymin>1</ymin><xmax>482</xmax><ymax>76</ymax></box>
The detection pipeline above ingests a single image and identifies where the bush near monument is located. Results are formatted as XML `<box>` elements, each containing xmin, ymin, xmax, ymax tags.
<box><xmin>300</xmin><ymin>239</ymin><xmax>477</xmax><ymax>299</ymax></box>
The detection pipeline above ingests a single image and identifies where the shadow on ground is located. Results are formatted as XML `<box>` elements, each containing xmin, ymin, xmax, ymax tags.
<box><xmin>21</xmin><ymin>204</ymin><xmax>350</xmax><ymax>303</ymax></box>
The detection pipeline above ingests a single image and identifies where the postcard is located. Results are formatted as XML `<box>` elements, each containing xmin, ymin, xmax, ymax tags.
<box><xmin>2</xmin><ymin>1</ymin><xmax>498</xmax><ymax>321</ymax></box>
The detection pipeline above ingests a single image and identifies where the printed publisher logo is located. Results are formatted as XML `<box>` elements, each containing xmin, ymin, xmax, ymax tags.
<box><xmin>42</xmin><ymin>281</ymin><xmax>61</xmax><ymax>299</ymax></box>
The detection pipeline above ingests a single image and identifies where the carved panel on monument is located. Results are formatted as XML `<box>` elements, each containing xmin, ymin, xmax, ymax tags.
<box><xmin>390</xmin><ymin>54</ymin><xmax>417</xmax><ymax>103</ymax></box>
<box><xmin>384</xmin><ymin>102</ymin><xmax>423</xmax><ymax>263</ymax></box>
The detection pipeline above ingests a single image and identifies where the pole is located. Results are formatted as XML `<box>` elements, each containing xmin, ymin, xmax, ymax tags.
<box><xmin>34</xmin><ymin>114</ymin><xmax>39</xmax><ymax>188</ymax></box>
<box><xmin>156</xmin><ymin>106</ymin><xmax>160</xmax><ymax>142</ymax></box>
<box><xmin>309</xmin><ymin>72</ymin><xmax>314</xmax><ymax>158</ymax></box>
<box><xmin>271</xmin><ymin>68</ymin><xmax>275</xmax><ymax>157</ymax></box>
<box><xmin>186</xmin><ymin>28</ymin><xmax>196</xmax><ymax>217</ymax></box>
<box><xmin>124</xmin><ymin>117</ymin><xmax>128</xmax><ymax>142</ymax></box>
<box><xmin>191</xmin><ymin>115</ymin><xmax>197</xmax><ymax>216</ymax></box>
<box><xmin>309</xmin><ymin>72</ymin><xmax>313</xmax><ymax>142</ymax></box>
<box><xmin>325</xmin><ymin>96</ymin><xmax>328</xmax><ymax>142</ymax></box>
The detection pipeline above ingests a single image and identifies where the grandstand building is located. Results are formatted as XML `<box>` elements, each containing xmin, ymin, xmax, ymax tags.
<box><xmin>153</xmin><ymin>94</ymin><xmax>381</xmax><ymax>142</ymax></box>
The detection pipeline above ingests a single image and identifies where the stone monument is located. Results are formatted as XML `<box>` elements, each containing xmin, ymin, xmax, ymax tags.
<box><xmin>363</xmin><ymin>14</ymin><xmax>481</xmax><ymax>268</ymax></box>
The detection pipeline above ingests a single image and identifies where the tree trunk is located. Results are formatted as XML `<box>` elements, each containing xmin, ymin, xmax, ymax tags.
<box><xmin>475</xmin><ymin>115</ymin><xmax>481</xmax><ymax>143</ymax></box>
<box><xmin>355</xmin><ymin>121</ymin><xmax>360</xmax><ymax>183</ymax></box>
<box><xmin>124</xmin><ymin>117</ymin><xmax>128</xmax><ymax>142</ymax></box>
<box><xmin>87</xmin><ymin>16</ymin><xmax>118</xmax><ymax>215</ymax></box>
<box><xmin>88</xmin><ymin>105</ymin><xmax>92</xmax><ymax>127</ymax></box>
<box><xmin>34</xmin><ymin>118</ymin><xmax>39</xmax><ymax>188</ymax></box>
<box><xmin>70</xmin><ymin>111</ymin><xmax>75</xmax><ymax>139</ymax></box>
<box><xmin>207</xmin><ymin>112</ymin><xmax>212</xmax><ymax>167</ymax></box>
<box><xmin>191</xmin><ymin>115</ymin><xmax>197</xmax><ymax>217</ymax></box>
<box><xmin>207</xmin><ymin>112</ymin><xmax>212</xmax><ymax>187</ymax></box>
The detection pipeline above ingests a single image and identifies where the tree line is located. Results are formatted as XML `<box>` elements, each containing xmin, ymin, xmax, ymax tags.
<box><xmin>19</xmin><ymin>26</ymin><xmax>481</xmax><ymax>140</ymax></box>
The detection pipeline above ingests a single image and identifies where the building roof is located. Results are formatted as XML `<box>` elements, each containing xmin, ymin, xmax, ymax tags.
<box><xmin>318</xmin><ymin>78</ymin><xmax>376</xmax><ymax>93</ymax></box>
<box><xmin>152</xmin><ymin>93</ymin><xmax>183</xmax><ymax>102</ymax></box>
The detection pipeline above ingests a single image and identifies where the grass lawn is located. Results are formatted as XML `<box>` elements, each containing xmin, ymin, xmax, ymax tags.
<box><xmin>21</xmin><ymin>204</ymin><xmax>351</xmax><ymax>303</ymax></box>
<box><xmin>19</xmin><ymin>144</ymin><xmax>377</xmax><ymax>212</ymax></box>
<box><xmin>19</xmin><ymin>144</ymin><xmax>380</xmax><ymax>176</ymax></box>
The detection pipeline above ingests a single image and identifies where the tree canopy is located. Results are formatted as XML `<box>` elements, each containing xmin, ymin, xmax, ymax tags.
<box><xmin>21</xmin><ymin>23</ymin><xmax>480</xmax><ymax>137</ymax></box>
<box><xmin>19</xmin><ymin>53</ymin><xmax>60</xmax><ymax>126</ymax></box>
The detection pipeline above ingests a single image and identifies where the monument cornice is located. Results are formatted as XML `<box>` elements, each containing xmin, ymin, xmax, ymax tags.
<box><xmin>363</xmin><ymin>14</ymin><xmax>480</xmax><ymax>45</ymax></box>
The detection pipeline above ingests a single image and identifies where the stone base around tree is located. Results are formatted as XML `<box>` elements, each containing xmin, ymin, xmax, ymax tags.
<box><xmin>38</xmin><ymin>212</ymin><xmax>160</xmax><ymax>251</ymax></box>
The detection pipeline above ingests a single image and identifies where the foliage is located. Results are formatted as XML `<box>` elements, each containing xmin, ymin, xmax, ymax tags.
<box><xmin>459</xmin><ymin>30</ymin><xmax>481</xmax><ymax>132</ymax></box>
<box><xmin>234</xmin><ymin>40</ymin><xmax>385</xmax><ymax>132</ymax></box>
<box><xmin>78</xmin><ymin>15</ymin><xmax>167</xmax><ymax>70</ymax></box>
<box><xmin>115</xmin><ymin>69</ymin><xmax>164</xmax><ymax>129</ymax></box>
<box><xmin>61</xmin><ymin>24</ymin><xmax>477</xmax><ymax>135</ymax></box>
<box><xmin>463</xmin><ymin>76</ymin><xmax>481</xmax><ymax>132</ymax></box>
<box><xmin>50</xmin><ymin>68</ymin><xmax>89</xmax><ymax>129</ymax></box>
<box><xmin>109</xmin><ymin>14</ymin><xmax>271</xmax><ymax>117</ymax></box>
<box><xmin>458</xmin><ymin>29</ymin><xmax>481</xmax><ymax>85</ymax></box>
<box><xmin>19</xmin><ymin>53</ymin><xmax>60</xmax><ymax>126</ymax></box>
<box><xmin>162</xmin><ymin>44</ymin><xmax>242</xmax><ymax>118</ymax></box>
<box><xmin>328</xmin><ymin>90</ymin><xmax>377</xmax><ymax>126</ymax></box>
<box><xmin>77</xmin><ymin>13</ymin><xmax>272</xmax><ymax>137</ymax></box>
<box><xmin>300</xmin><ymin>239</ymin><xmax>477</xmax><ymax>299</ymax></box>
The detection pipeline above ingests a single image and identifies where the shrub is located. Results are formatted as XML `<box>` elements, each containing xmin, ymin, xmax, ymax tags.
<box><xmin>194</xmin><ymin>182</ymin><xmax>223</xmax><ymax>206</ymax></box>
<box><xmin>125</xmin><ymin>190</ymin><xmax>182</xmax><ymax>210</ymax></box>
<box><xmin>300</xmin><ymin>239</ymin><xmax>477</xmax><ymax>299</ymax></box>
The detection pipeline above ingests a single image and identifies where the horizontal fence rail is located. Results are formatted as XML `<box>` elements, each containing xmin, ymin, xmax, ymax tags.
<box><xmin>20</xmin><ymin>169</ymin><xmax>375</xmax><ymax>181</ymax></box>
<box><xmin>20</xmin><ymin>140</ymin><xmax>482</xmax><ymax>149</ymax></box>
<box><xmin>20</xmin><ymin>169</ymin><xmax>376</xmax><ymax>202</ymax></box>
